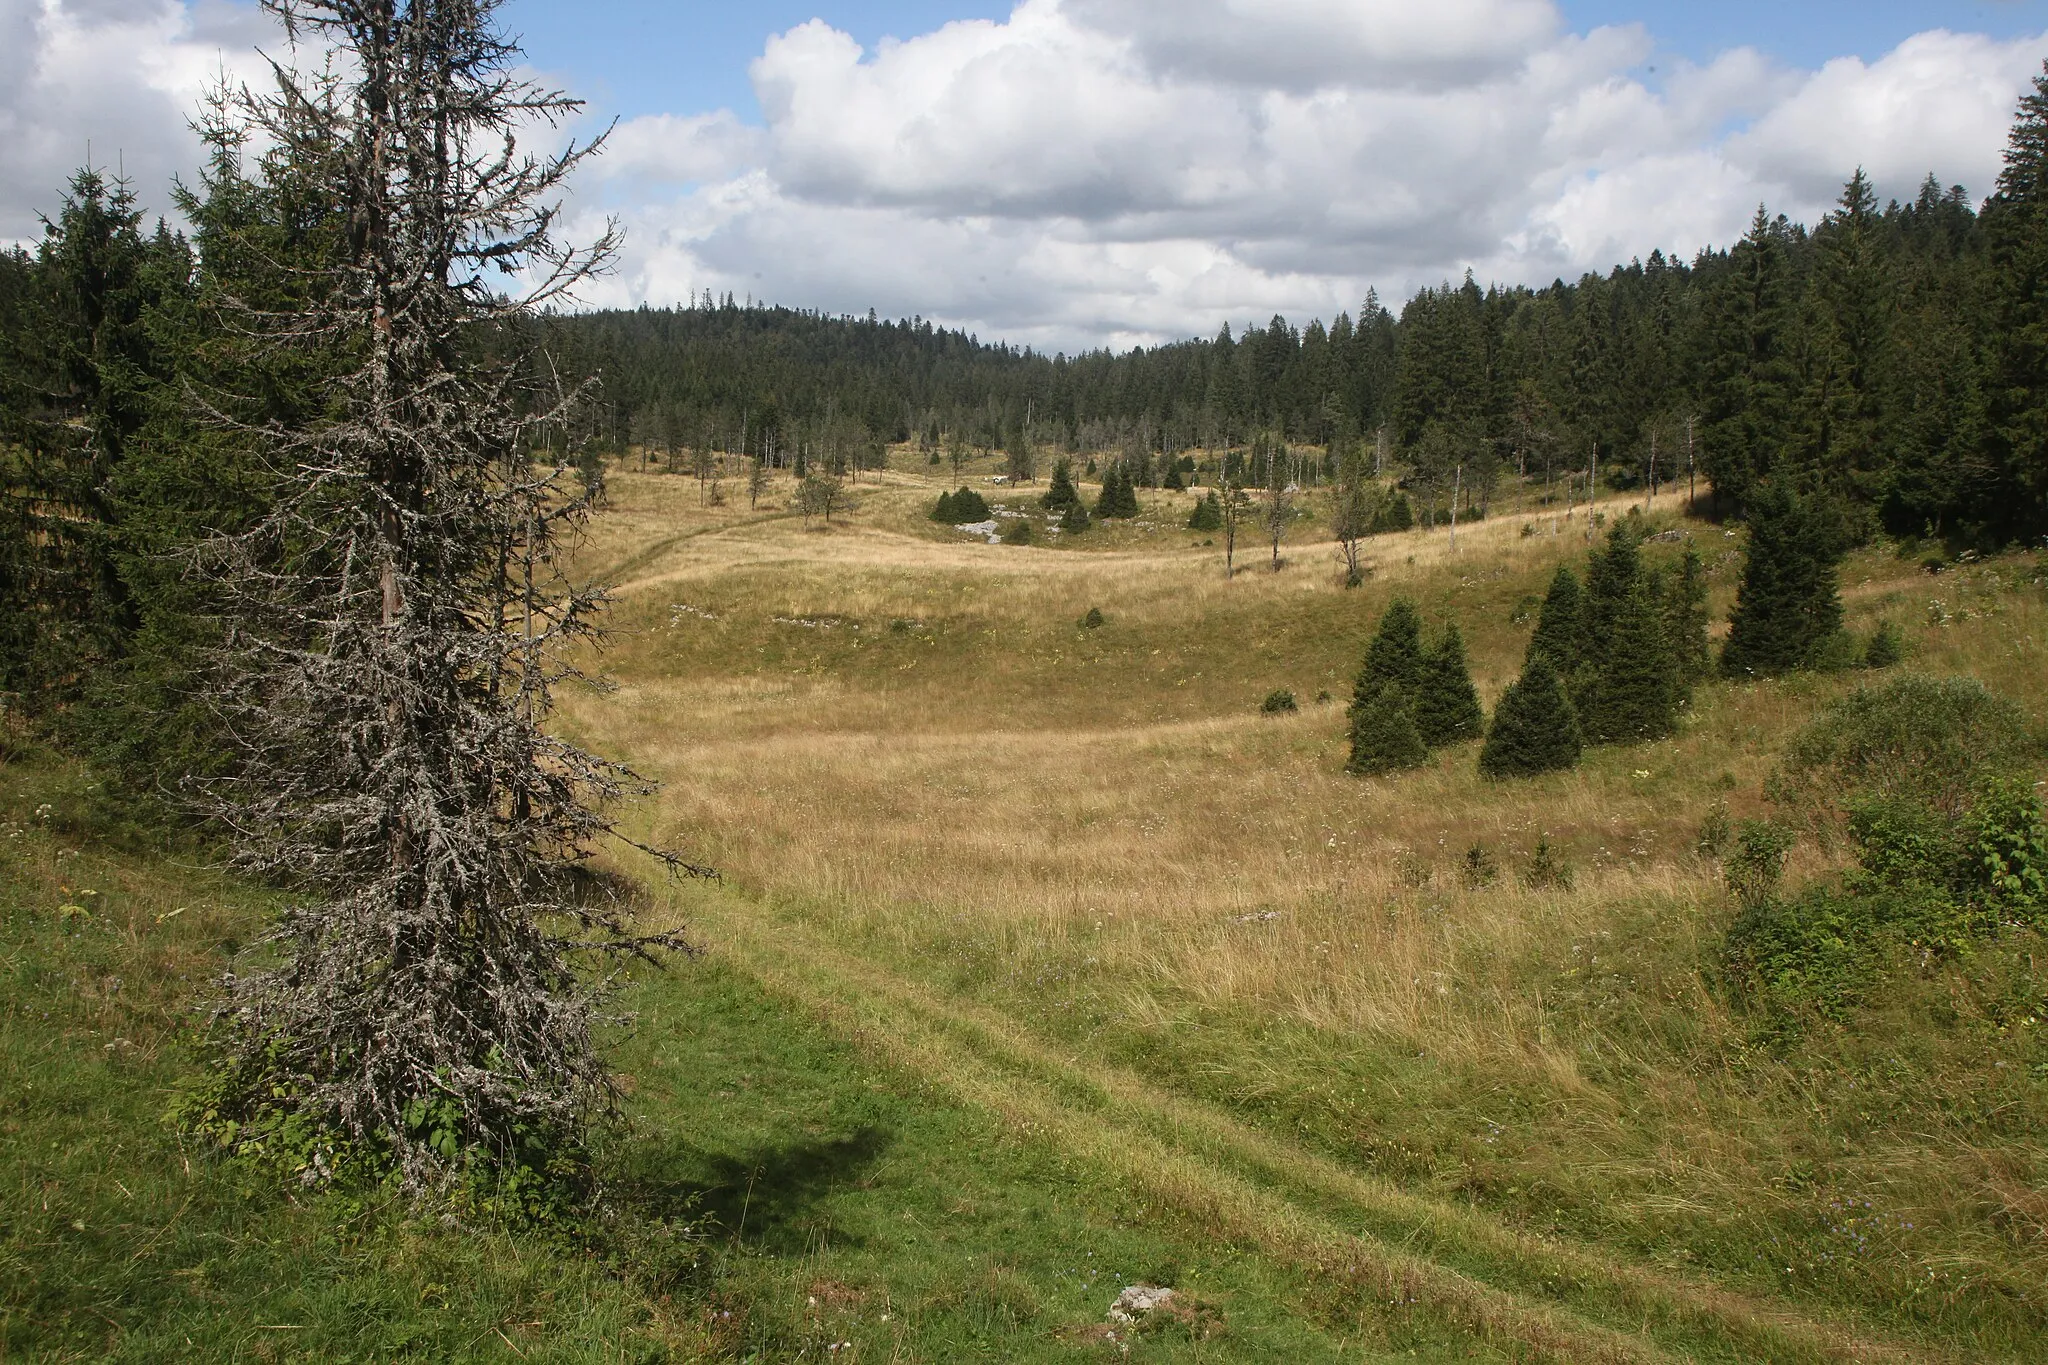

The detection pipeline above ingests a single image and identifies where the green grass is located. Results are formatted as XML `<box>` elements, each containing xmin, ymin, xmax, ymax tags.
<box><xmin>8</xmin><ymin>457</ymin><xmax>2048</xmax><ymax>1362</ymax></box>
<box><xmin>0</xmin><ymin>749</ymin><xmax>1503</xmax><ymax>1362</ymax></box>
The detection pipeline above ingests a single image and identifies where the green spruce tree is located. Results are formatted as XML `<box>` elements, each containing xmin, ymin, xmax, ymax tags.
<box><xmin>1415</xmin><ymin>622</ymin><xmax>1484</xmax><ymax>747</ymax></box>
<box><xmin>1525</xmin><ymin>565</ymin><xmax>1585</xmax><ymax>673</ymax></box>
<box><xmin>1043</xmin><ymin>456</ymin><xmax>1081</xmax><ymax>513</ymax></box>
<box><xmin>1348</xmin><ymin>683</ymin><xmax>1429</xmax><ymax>776</ymax></box>
<box><xmin>1578</xmin><ymin>575</ymin><xmax>1679</xmax><ymax>743</ymax></box>
<box><xmin>1352</xmin><ymin>598</ymin><xmax>1425</xmax><ymax>715</ymax></box>
<box><xmin>931</xmin><ymin>489</ymin><xmax>958</xmax><ymax>522</ymax></box>
<box><xmin>1721</xmin><ymin>480</ymin><xmax>1845</xmax><ymax>676</ymax></box>
<box><xmin>1187</xmin><ymin>489</ymin><xmax>1223</xmax><ymax>531</ymax></box>
<box><xmin>1479</xmin><ymin>658</ymin><xmax>1584</xmax><ymax>778</ymax></box>
<box><xmin>1060</xmin><ymin>497</ymin><xmax>1090</xmax><ymax>534</ymax></box>
<box><xmin>1666</xmin><ymin>546</ymin><xmax>1713</xmax><ymax>685</ymax></box>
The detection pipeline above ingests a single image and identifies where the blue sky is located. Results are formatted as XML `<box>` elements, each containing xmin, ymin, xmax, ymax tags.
<box><xmin>501</xmin><ymin>1</ymin><xmax>2048</xmax><ymax>122</ymax></box>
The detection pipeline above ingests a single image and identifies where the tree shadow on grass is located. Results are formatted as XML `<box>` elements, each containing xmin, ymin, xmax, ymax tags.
<box><xmin>611</xmin><ymin>1125</ymin><xmax>892</xmax><ymax>1255</ymax></box>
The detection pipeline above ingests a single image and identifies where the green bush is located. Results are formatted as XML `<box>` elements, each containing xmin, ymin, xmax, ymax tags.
<box><xmin>1080</xmin><ymin>607</ymin><xmax>1105</xmax><ymax>629</ymax></box>
<box><xmin>1806</xmin><ymin>629</ymin><xmax>1866</xmax><ymax>674</ymax></box>
<box><xmin>955</xmin><ymin>487</ymin><xmax>992</xmax><ymax>521</ymax></box>
<box><xmin>1725</xmin><ymin>777</ymin><xmax>2047</xmax><ymax>1020</ymax></box>
<box><xmin>1521</xmin><ymin>836</ymin><xmax>1574</xmax><ymax>890</ymax></box>
<box><xmin>1000</xmin><ymin>517</ymin><xmax>1034</xmax><ymax>545</ymax></box>
<box><xmin>1187</xmin><ymin>491</ymin><xmax>1222</xmax><ymax>532</ymax></box>
<box><xmin>1723</xmin><ymin>883</ymin><xmax>1905</xmax><ymax>1019</ymax></box>
<box><xmin>1771</xmin><ymin>674</ymin><xmax>2035</xmax><ymax>818</ymax></box>
<box><xmin>1724</xmin><ymin>819</ymin><xmax>1794</xmax><ymax>915</ymax></box>
<box><xmin>1261</xmin><ymin>689</ymin><xmax>1298</xmax><ymax>714</ymax></box>
<box><xmin>1969</xmin><ymin>776</ymin><xmax>2048</xmax><ymax>923</ymax></box>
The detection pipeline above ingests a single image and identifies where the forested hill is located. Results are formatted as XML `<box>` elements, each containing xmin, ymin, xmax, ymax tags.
<box><xmin>548</xmin><ymin>164</ymin><xmax>2036</xmax><ymax>542</ymax></box>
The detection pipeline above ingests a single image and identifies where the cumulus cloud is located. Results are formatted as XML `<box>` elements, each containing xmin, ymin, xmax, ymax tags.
<box><xmin>0</xmin><ymin>0</ymin><xmax>272</xmax><ymax>243</ymax></box>
<box><xmin>9</xmin><ymin>0</ymin><xmax>2046</xmax><ymax>351</ymax></box>
<box><xmin>579</xmin><ymin>2</ymin><xmax>2048</xmax><ymax>348</ymax></box>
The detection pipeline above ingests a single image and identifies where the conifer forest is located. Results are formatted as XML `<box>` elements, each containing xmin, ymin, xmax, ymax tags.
<box><xmin>3</xmin><ymin>2</ymin><xmax>2048</xmax><ymax>1362</ymax></box>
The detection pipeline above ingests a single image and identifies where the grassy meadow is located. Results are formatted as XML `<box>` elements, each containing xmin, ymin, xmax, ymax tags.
<box><xmin>564</xmin><ymin>450</ymin><xmax>2048</xmax><ymax>1361</ymax></box>
<box><xmin>4</xmin><ymin>445</ymin><xmax>2045</xmax><ymax>1361</ymax></box>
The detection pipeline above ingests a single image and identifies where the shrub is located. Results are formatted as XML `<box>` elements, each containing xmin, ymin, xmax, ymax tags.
<box><xmin>1724</xmin><ymin>819</ymin><xmax>1794</xmax><ymax>916</ymax></box>
<box><xmin>1522</xmin><ymin>837</ymin><xmax>1574</xmax><ymax>890</ymax></box>
<box><xmin>1807</xmin><ymin>630</ymin><xmax>1866</xmax><ymax>673</ymax></box>
<box><xmin>1460</xmin><ymin>843</ymin><xmax>1500</xmax><ymax>888</ymax></box>
<box><xmin>931</xmin><ymin>490</ymin><xmax>957</xmax><ymax>522</ymax></box>
<box><xmin>1060</xmin><ymin>499</ymin><xmax>1091</xmax><ymax>534</ymax></box>
<box><xmin>1080</xmin><ymin>607</ymin><xmax>1105</xmax><ymax>629</ymax></box>
<box><xmin>1863</xmin><ymin>620</ymin><xmax>1904</xmax><ymax>669</ymax></box>
<box><xmin>1695</xmin><ymin>800</ymin><xmax>1731</xmax><ymax>859</ymax></box>
<box><xmin>1968</xmin><ymin>776</ymin><xmax>2048</xmax><ymax>924</ymax></box>
<box><xmin>1187</xmin><ymin>492</ymin><xmax>1223</xmax><ymax>532</ymax></box>
<box><xmin>1000</xmin><ymin>517</ymin><xmax>1034</xmax><ymax>545</ymax></box>
<box><xmin>949</xmin><ymin>487</ymin><xmax>992</xmax><ymax>522</ymax></box>
<box><xmin>1723</xmin><ymin>882</ymin><xmax>1900</xmax><ymax>1019</ymax></box>
<box><xmin>1261</xmin><ymin>689</ymin><xmax>1298</xmax><ymax>714</ymax></box>
<box><xmin>1347</xmin><ymin>683</ymin><xmax>1428</xmax><ymax>777</ymax></box>
<box><xmin>1771</xmin><ymin>674</ymin><xmax>2035</xmax><ymax>819</ymax></box>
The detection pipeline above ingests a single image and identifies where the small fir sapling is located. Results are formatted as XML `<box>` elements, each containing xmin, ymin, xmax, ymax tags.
<box><xmin>1060</xmin><ymin>498</ymin><xmax>1091</xmax><ymax>534</ymax></box>
<box><xmin>1187</xmin><ymin>491</ymin><xmax>1223</xmax><ymax>532</ymax></box>
<box><xmin>1478</xmin><ymin>657</ymin><xmax>1583</xmax><ymax>778</ymax></box>
<box><xmin>1522</xmin><ymin>836</ymin><xmax>1575</xmax><ymax>889</ymax></box>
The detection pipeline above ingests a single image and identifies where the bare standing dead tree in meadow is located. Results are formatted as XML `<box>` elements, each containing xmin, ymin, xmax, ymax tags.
<box><xmin>188</xmin><ymin>0</ymin><xmax>706</xmax><ymax>1196</ymax></box>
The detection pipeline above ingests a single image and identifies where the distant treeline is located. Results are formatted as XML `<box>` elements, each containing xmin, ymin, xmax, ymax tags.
<box><xmin>548</xmin><ymin>129</ymin><xmax>2047</xmax><ymax>543</ymax></box>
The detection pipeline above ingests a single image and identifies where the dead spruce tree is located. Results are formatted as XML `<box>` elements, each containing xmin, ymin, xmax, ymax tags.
<box><xmin>190</xmin><ymin>0</ymin><xmax>702</xmax><ymax>1197</ymax></box>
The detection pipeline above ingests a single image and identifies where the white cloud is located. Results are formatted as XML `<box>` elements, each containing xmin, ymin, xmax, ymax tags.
<box><xmin>584</xmin><ymin>3</ymin><xmax>2048</xmax><ymax>348</ymax></box>
<box><xmin>8</xmin><ymin>1</ymin><xmax>2046</xmax><ymax>351</ymax></box>
<box><xmin>0</xmin><ymin>0</ymin><xmax>273</xmax><ymax>243</ymax></box>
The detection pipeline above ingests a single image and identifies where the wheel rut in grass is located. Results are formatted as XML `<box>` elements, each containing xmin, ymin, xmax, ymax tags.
<box><xmin>675</xmin><ymin>890</ymin><xmax>1953</xmax><ymax>1365</ymax></box>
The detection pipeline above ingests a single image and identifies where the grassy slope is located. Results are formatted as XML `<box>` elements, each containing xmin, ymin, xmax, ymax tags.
<box><xmin>4</xmin><ymin>449</ymin><xmax>2044</xmax><ymax>1362</ymax></box>
<box><xmin>561</xmin><ymin>456</ymin><xmax>2048</xmax><ymax>1361</ymax></box>
<box><xmin>1</xmin><ymin>755</ymin><xmax>1474</xmax><ymax>1362</ymax></box>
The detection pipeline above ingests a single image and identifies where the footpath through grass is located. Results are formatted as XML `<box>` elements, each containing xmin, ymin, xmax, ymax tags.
<box><xmin>0</xmin><ymin>750</ymin><xmax>1501</xmax><ymax>1362</ymax></box>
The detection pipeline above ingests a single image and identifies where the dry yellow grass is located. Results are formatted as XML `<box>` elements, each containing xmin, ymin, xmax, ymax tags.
<box><xmin>558</xmin><ymin>457</ymin><xmax>2048</xmax><ymax>1360</ymax></box>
